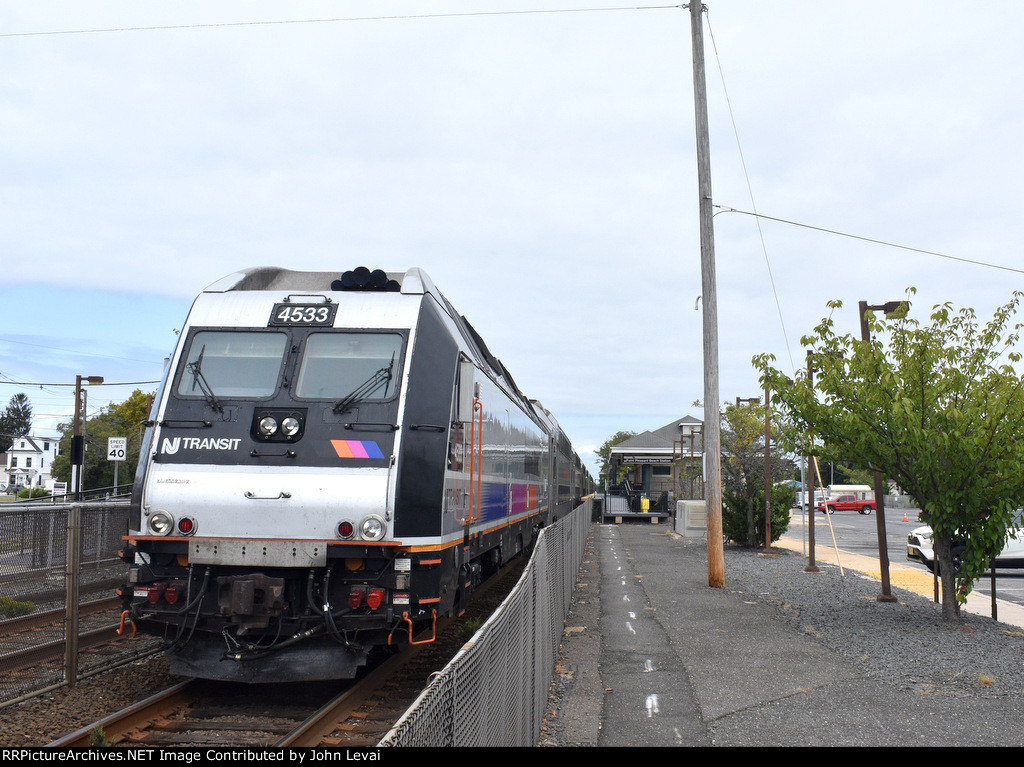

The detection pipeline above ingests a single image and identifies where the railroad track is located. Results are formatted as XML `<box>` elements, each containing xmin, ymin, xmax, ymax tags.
<box><xmin>49</xmin><ymin>558</ymin><xmax>524</xmax><ymax>747</ymax></box>
<box><xmin>0</xmin><ymin>596</ymin><xmax>120</xmax><ymax>635</ymax></box>
<box><xmin>49</xmin><ymin>637</ymin><xmax>438</xmax><ymax>747</ymax></box>
<box><xmin>0</xmin><ymin>597</ymin><xmax>131</xmax><ymax>673</ymax></box>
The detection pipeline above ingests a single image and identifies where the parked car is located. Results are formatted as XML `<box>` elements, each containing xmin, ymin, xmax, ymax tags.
<box><xmin>907</xmin><ymin>523</ymin><xmax>1024</xmax><ymax>573</ymax></box>
<box><xmin>817</xmin><ymin>493</ymin><xmax>876</xmax><ymax>515</ymax></box>
<box><xmin>794</xmin><ymin>490</ymin><xmax>827</xmax><ymax>508</ymax></box>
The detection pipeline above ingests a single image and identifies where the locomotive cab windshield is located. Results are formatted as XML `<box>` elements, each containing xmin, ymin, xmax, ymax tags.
<box><xmin>175</xmin><ymin>329</ymin><xmax>405</xmax><ymax>406</ymax></box>
<box><xmin>178</xmin><ymin>331</ymin><xmax>287</xmax><ymax>401</ymax></box>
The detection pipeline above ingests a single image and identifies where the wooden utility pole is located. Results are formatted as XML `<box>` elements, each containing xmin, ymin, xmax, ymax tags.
<box><xmin>689</xmin><ymin>1</ymin><xmax>724</xmax><ymax>587</ymax></box>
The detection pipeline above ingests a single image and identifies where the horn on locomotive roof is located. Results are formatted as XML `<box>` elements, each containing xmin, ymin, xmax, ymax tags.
<box><xmin>331</xmin><ymin>267</ymin><xmax>401</xmax><ymax>292</ymax></box>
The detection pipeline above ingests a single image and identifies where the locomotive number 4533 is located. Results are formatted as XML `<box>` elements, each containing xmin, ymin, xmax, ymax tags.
<box><xmin>268</xmin><ymin>303</ymin><xmax>338</xmax><ymax>326</ymax></box>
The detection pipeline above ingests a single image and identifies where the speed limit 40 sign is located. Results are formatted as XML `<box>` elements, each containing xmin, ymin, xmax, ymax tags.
<box><xmin>107</xmin><ymin>437</ymin><xmax>127</xmax><ymax>462</ymax></box>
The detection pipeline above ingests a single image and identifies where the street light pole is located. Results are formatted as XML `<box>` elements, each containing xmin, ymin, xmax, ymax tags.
<box><xmin>72</xmin><ymin>375</ymin><xmax>104</xmax><ymax>501</ymax></box>
<box><xmin>805</xmin><ymin>352</ymin><xmax>821</xmax><ymax>573</ymax></box>
<box><xmin>859</xmin><ymin>300</ymin><xmax>904</xmax><ymax>603</ymax></box>
<box><xmin>734</xmin><ymin>397</ymin><xmax>761</xmax><ymax>547</ymax></box>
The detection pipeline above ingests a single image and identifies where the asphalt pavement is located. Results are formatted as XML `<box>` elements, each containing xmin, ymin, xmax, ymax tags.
<box><xmin>541</xmin><ymin>517</ymin><xmax>1024</xmax><ymax>747</ymax></box>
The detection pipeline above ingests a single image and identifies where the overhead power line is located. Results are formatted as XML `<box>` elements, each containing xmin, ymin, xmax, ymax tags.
<box><xmin>704</xmin><ymin>10</ymin><xmax>794</xmax><ymax>375</ymax></box>
<box><xmin>0</xmin><ymin>336</ymin><xmax>161</xmax><ymax>364</ymax></box>
<box><xmin>714</xmin><ymin>206</ymin><xmax>1024</xmax><ymax>277</ymax></box>
<box><xmin>0</xmin><ymin>379</ymin><xmax>160</xmax><ymax>387</ymax></box>
<box><xmin>0</xmin><ymin>5</ymin><xmax>682</xmax><ymax>38</ymax></box>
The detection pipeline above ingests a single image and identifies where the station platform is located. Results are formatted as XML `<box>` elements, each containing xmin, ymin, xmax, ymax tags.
<box><xmin>600</xmin><ymin>494</ymin><xmax>670</xmax><ymax>523</ymax></box>
<box><xmin>541</xmin><ymin>520</ymin><xmax>1024</xmax><ymax>747</ymax></box>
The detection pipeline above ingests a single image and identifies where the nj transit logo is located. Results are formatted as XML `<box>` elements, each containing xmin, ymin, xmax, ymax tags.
<box><xmin>331</xmin><ymin>440</ymin><xmax>385</xmax><ymax>459</ymax></box>
<box><xmin>161</xmin><ymin>437</ymin><xmax>242</xmax><ymax>454</ymax></box>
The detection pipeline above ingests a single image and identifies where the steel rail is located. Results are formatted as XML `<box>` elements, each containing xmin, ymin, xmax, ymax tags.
<box><xmin>46</xmin><ymin>680</ymin><xmax>199</xmax><ymax>747</ymax></box>
<box><xmin>0</xmin><ymin>596</ymin><xmax>120</xmax><ymax>635</ymax></box>
<box><xmin>275</xmin><ymin>616</ymin><xmax>450</xmax><ymax>747</ymax></box>
<box><xmin>0</xmin><ymin>623</ymin><xmax>127</xmax><ymax>674</ymax></box>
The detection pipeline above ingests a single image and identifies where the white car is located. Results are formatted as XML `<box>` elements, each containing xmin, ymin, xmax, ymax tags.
<box><xmin>907</xmin><ymin>524</ymin><xmax>1024</xmax><ymax>572</ymax></box>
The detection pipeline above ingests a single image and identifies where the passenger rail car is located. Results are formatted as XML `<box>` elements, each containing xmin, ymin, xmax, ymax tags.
<box><xmin>120</xmin><ymin>267</ymin><xmax>588</xmax><ymax>682</ymax></box>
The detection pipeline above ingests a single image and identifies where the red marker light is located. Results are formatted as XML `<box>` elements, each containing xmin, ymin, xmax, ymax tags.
<box><xmin>177</xmin><ymin>517</ymin><xmax>195</xmax><ymax>535</ymax></box>
<box><xmin>367</xmin><ymin>588</ymin><xmax>385</xmax><ymax>611</ymax></box>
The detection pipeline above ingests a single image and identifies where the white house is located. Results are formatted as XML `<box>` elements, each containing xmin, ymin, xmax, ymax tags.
<box><xmin>4</xmin><ymin>436</ymin><xmax>60</xmax><ymax>493</ymax></box>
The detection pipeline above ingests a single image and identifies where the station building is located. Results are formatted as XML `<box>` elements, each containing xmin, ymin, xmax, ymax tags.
<box><xmin>606</xmin><ymin>415</ymin><xmax>704</xmax><ymax>501</ymax></box>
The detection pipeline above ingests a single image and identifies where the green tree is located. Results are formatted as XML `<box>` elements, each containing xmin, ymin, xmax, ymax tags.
<box><xmin>809</xmin><ymin>456</ymin><xmax>874</xmax><ymax>489</ymax></box>
<box><xmin>755</xmin><ymin>290</ymin><xmax>1024</xmax><ymax>620</ymax></box>
<box><xmin>720</xmin><ymin>400</ymin><xmax>795</xmax><ymax>546</ymax></box>
<box><xmin>52</xmin><ymin>390</ymin><xmax>152</xmax><ymax>493</ymax></box>
<box><xmin>596</xmin><ymin>430</ymin><xmax>636</xmax><ymax>484</ymax></box>
<box><xmin>0</xmin><ymin>393</ymin><xmax>32</xmax><ymax>453</ymax></box>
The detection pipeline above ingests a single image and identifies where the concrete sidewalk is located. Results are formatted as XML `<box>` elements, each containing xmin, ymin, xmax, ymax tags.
<box><xmin>541</xmin><ymin>521</ymin><xmax>1024</xmax><ymax>747</ymax></box>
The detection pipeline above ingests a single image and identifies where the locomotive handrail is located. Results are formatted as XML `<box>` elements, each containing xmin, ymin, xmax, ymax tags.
<box><xmin>249</xmin><ymin>449</ymin><xmax>296</xmax><ymax>458</ymax></box>
<box><xmin>469</xmin><ymin>398</ymin><xmax>483</xmax><ymax>523</ymax></box>
<box><xmin>282</xmin><ymin>293</ymin><xmax>333</xmax><ymax>303</ymax></box>
<box><xmin>388</xmin><ymin>609</ymin><xmax>438</xmax><ymax>647</ymax></box>
<box><xmin>343</xmin><ymin>422</ymin><xmax>399</xmax><ymax>431</ymax></box>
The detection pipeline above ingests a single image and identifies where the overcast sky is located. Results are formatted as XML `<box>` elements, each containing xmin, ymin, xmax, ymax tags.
<box><xmin>2</xmin><ymin>1</ymin><xmax>1023</xmax><ymax>477</ymax></box>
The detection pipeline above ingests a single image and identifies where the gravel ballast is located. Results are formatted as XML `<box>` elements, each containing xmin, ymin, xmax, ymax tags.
<box><xmin>0</xmin><ymin>654</ymin><xmax>174</xmax><ymax>746</ymax></box>
<box><xmin>723</xmin><ymin>543</ymin><xmax>1024</xmax><ymax>698</ymax></box>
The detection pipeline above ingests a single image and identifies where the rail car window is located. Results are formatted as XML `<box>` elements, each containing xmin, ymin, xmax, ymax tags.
<box><xmin>295</xmin><ymin>333</ymin><xmax>404</xmax><ymax>400</ymax></box>
<box><xmin>176</xmin><ymin>331</ymin><xmax>287</xmax><ymax>399</ymax></box>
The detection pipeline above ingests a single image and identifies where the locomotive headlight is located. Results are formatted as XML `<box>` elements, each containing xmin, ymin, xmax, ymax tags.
<box><xmin>358</xmin><ymin>514</ymin><xmax>387</xmax><ymax>541</ymax></box>
<box><xmin>148</xmin><ymin>510</ymin><xmax>175</xmax><ymax>536</ymax></box>
<box><xmin>252</xmin><ymin>408</ymin><xmax>306</xmax><ymax>443</ymax></box>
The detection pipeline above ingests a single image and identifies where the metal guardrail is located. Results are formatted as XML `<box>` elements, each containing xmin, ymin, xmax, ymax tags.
<box><xmin>379</xmin><ymin>499</ymin><xmax>591</xmax><ymax>747</ymax></box>
<box><xmin>0</xmin><ymin>500</ymin><xmax>134</xmax><ymax>703</ymax></box>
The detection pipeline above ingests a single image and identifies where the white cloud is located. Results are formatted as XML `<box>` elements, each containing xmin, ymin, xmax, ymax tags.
<box><xmin>3</xmin><ymin>1</ymin><xmax>1024</xmax><ymax>475</ymax></box>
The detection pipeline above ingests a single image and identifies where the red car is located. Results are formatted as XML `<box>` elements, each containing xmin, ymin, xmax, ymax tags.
<box><xmin>817</xmin><ymin>493</ymin><xmax>876</xmax><ymax>515</ymax></box>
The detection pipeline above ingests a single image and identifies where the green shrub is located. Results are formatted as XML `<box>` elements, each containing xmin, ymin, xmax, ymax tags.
<box><xmin>723</xmin><ymin>484</ymin><xmax>795</xmax><ymax>547</ymax></box>
<box><xmin>87</xmin><ymin>727</ymin><xmax>112</xmax><ymax>747</ymax></box>
<box><xmin>0</xmin><ymin>595</ymin><xmax>36</xmax><ymax>618</ymax></box>
<box><xmin>16</xmin><ymin>487</ymin><xmax>49</xmax><ymax>499</ymax></box>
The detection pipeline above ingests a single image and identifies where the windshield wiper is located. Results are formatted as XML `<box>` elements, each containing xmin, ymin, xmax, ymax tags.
<box><xmin>333</xmin><ymin>354</ymin><xmax>395</xmax><ymax>414</ymax></box>
<box><xmin>186</xmin><ymin>345</ymin><xmax>224</xmax><ymax>412</ymax></box>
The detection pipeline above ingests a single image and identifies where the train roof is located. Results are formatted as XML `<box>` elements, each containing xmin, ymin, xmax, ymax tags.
<box><xmin>201</xmin><ymin>266</ymin><xmax>542</xmax><ymax>426</ymax></box>
<box><xmin>203</xmin><ymin>266</ymin><xmax>440</xmax><ymax>297</ymax></box>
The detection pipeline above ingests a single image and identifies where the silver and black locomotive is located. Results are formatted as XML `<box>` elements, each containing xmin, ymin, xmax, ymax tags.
<box><xmin>120</xmin><ymin>267</ymin><xmax>588</xmax><ymax>682</ymax></box>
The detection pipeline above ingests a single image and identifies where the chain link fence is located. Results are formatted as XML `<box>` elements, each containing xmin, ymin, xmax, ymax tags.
<box><xmin>0</xmin><ymin>501</ymin><xmax>150</xmax><ymax>704</ymax></box>
<box><xmin>380</xmin><ymin>499</ymin><xmax>591</xmax><ymax>747</ymax></box>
